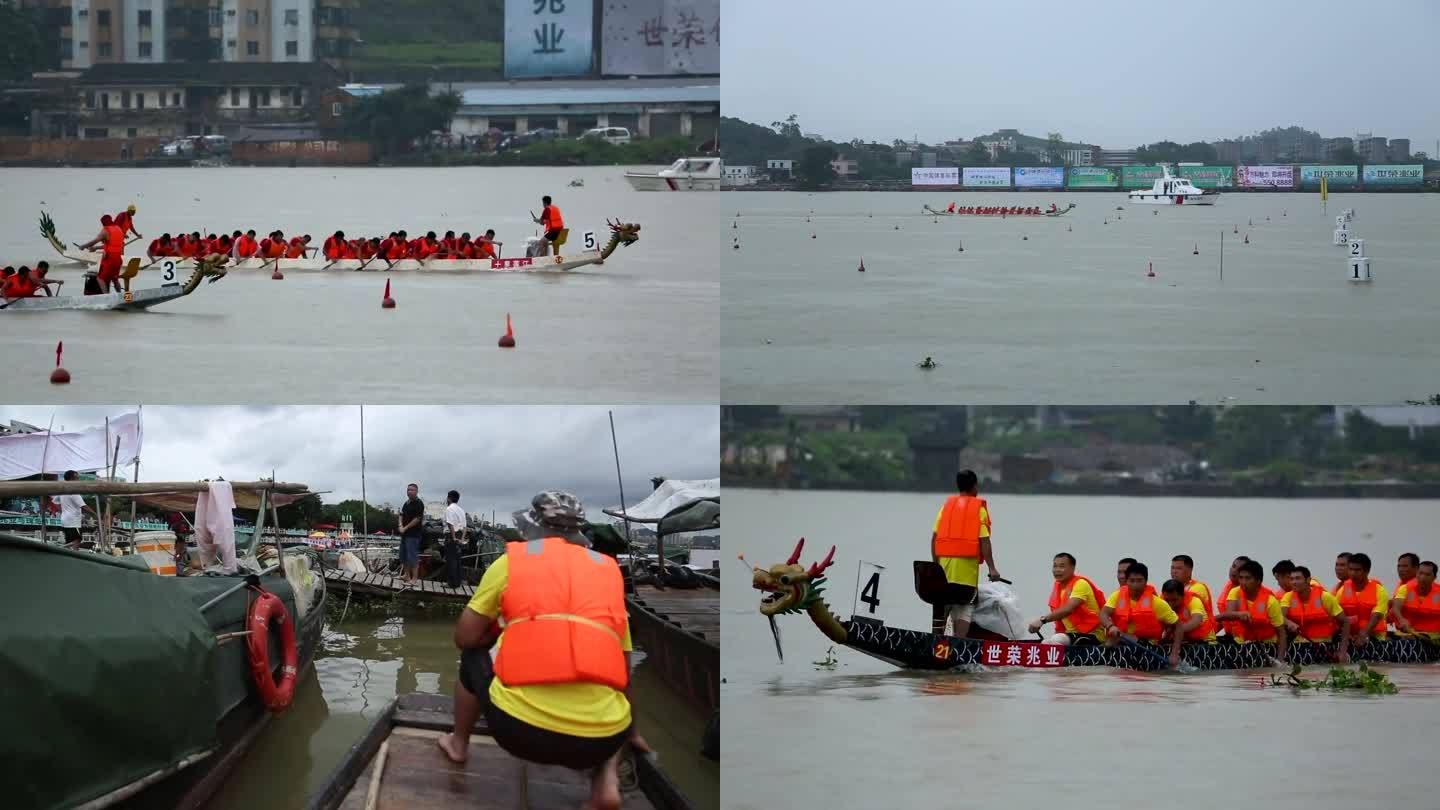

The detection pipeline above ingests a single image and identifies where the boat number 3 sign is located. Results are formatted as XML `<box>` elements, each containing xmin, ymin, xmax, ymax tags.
<box><xmin>161</xmin><ymin>260</ymin><xmax>176</xmax><ymax>282</ymax></box>
<box><xmin>583</xmin><ymin>230</ymin><xmax>597</xmax><ymax>251</ymax></box>
<box><xmin>853</xmin><ymin>560</ymin><xmax>887</xmax><ymax>622</ymax></box>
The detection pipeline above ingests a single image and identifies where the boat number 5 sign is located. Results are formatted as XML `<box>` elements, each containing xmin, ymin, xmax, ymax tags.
<box><xmin>161</xmin><ymin>260</ymin><xmax>176</xmax><ymax>282</ymax></box>
<box><xmin>853</xmin><ymin>560</ymin><xmax>887</xmax><ymax>622</ymax></box>
<box><xmin>583</xmin><ymin>230</ymin><xmax>597</xmax><ymax>251</ymax></box>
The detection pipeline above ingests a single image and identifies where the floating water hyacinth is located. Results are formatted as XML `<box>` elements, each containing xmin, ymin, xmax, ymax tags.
<box><xmin>1266</xmin><ymin>663</ymin><xmax>1398</xmax><ymax>695</ymax></box>
<box><xmin>813</xmin><ymin>646</ymin><xmax>840</xmax><ymax>670</ymax></box>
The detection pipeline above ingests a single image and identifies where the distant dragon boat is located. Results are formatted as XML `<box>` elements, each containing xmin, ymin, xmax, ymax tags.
<box><xmin>923</xmin><ymin>203</ymin><xmax>1075</xmax><ymax>217</ymax></box>
<box><xmin>753</xmin><ymin>539</ymin><xmax>1440</xmax><ymax>673</ymax></box>
<box><xmin>1</xmin><ymin>256</ymin><xmax>227</xmax><ymax>313</ymax></box>
<box><xmin>39</xmin><ymin>212</ymin><xmax>642</xmax><ymax>275</ymax></box>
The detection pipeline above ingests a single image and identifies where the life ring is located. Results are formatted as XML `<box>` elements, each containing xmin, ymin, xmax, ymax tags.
<box><xmin>246</xmin><ymin>589</ymin><xmax>298</xmax><ymax>712</ymax></box>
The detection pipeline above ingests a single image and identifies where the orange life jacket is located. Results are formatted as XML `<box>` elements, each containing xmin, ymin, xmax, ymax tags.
<box><xmin>148</xmin><ymin>239</ymin><xmax>164</xmax><ymax>257</ymax></box>
<box><xmin>4</xmin><ymin>275</ymin><xmax>37</xmax><ymax>297</ymax></box>
<box><xmin>263</xmin><ymin>239</ymin><xmax>286</xmax><ymax>259</ymax></box>
<box><xmin>493</xmin><ymin>537</ymin><xmax>629</xmax><ymax>690</ymax></box>
<box><xmin>104</xmin><ymin>224</ymin><xmax>125</xmax><ymax>255</ymax></box>
<box><xmin>931</xmin><ymin>495</ymin><xmax>986</xmax><ymax>558</ymax></box>
<box><xmin>114</xmin><ymin>210</ymin><xmax>135</xmax><ymax>236</ymax></box>
<box><xmin>1285</xmin><ymin>587</ymin><xmax>1338</xmax><ymax>641</ymax></box>
<box><xmin>476</xmin><ymin>240</ymin><xmax>497</xmax><ymax>259</ymax></box>
<box><xmin>1183</xmin><ymin>579</ymin><xmax>1215</xmax><ymax>616</ymax></box>
<box><xmin>1049</xmin><ymin>575</ymin><xmax>1103</xmax><ymax>636</ymax></box>
<box><xmin>1399</xmin><ymin>584</ymin><xmax>1440</xmax><ymax>634</ymax></box>
<box><xmin>236</xmin><ymin>236</ymin><xmax>258</xmax><ymax>257</ymax></box>
<box><xmin>285</xmin><ymin>239</ymin><xmax>306</xmax><ymax>259</ymax></box>
<box><xmin>1337</xmin><ymin>579</ymin><xmax>1386</xmax><ymax>639</ymax></box>
<box><xmin>542</xmin><ymin>204</ymin><xmax>564</xmax><ymax>231</ymax></box>
<box><xmin>1111</xmin><ymin>584</ymin><xmax>1163</xmax><ymax>641</ymax></box>
<box><xmin>1178</xmin><ymin>593</ymin><xmax>1215</xmax><ymax>642</ymax></box>
<box><xmin>1226</xmin><ymin>586</ymin><xmax>1279</xmax><ymax>642</ymax></box>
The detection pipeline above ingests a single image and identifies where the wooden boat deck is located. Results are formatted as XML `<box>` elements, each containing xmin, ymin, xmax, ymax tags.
<box><xmin>324</xmin><ymin>567</ymin><xmax>475</xmax><ymax>602</ymax></box>
<box><xmin>312</xmin><ymin>693</ymin><xmax>686</xmax><ymax>810</ymax></box>
<box><xmin>628</xmin><ymin>584</ymin><xmax>719</xmax><ymax>642</ymax></box>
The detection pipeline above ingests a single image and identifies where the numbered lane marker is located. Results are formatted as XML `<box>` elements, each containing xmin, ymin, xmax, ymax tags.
<box><xmin>583</xmin><ymin>230</ymin><xmax>597</xmax><ymax>251</ymax></box>
<box><xmin>851</xmin><ymin>560</ymin><xmax>887</xmax><ymax>622</ymax></box>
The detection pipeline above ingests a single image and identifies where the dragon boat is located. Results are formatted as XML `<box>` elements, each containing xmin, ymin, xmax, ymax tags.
<box><xmin>753</xmin><ymin>539</ymin><xmax>1440</xmax><ymax>673</ymax></box>
<box><xmin>922</xmin><ymin>203</ymin><xmax>1075</xmax><ymax>217</ymax></box>
<box><xmin>38</xmin><ymin>212</ymin><xmax>641</xmax><ymax>275</ymax></box>
<box><xmin>1</xmin><ymin>255</ymin><xmax>227</xmax><ymax>312</ymax></box>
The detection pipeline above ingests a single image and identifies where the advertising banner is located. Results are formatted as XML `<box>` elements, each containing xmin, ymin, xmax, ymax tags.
<box><xmin>963</xmin><ymin>167</ymin><xmax>1011</xmax><ymax>187</ymax></box>
<box><xmin>1238</xmin><ymin>165</ymin><xmax>1295</xmax><ymax>188</ymax></box>
<box><xmin>1362</xmin><ymin>164</ymin><xmax>1423</xmax><ymax>186</ymax></box>
<box><xmin>1300</xmin><ymin>165</ymin><xmax>1358</xmax><ymax>189</ymax></box>
<box><xmin>1177</xmin><ymin>165</ymin><xmax>1234</xmax><ymax>188</ymax></box>
<box><xmin>504</xmin><ymin>0</ymin><xmax>595</xmax><ymax>79</ymax></box>
<box><xmin>1013</xmin><ymin>166</ymin><xmax>1065</xmax><ymax>188</ymax></box>
<box><xmin>1067</xmin><ymin>166</ymin><xmax>1118</xmax><ymax>188</ymax></box>
<box><xmin>601</xmin><ymin>0</ymin><xmax>720</xmax><ymax>76</ymax></box>
<box><xmin>912</xmin><ymin>167</ymin><xmax>959</xmax><ymax>186</ymax></box>
<box><xmin>1121</xmin><ymin>165</ymin><xmax>1164</xmax><ymax>189</ymax></box>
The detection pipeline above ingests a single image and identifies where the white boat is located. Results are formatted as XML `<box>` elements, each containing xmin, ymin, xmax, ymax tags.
<box><xmin>1127</xmin><ymin>164</ymin><xmax>1219</xmax><ymax>205</ymax></box>
<box><xmin>624</xmin><ymin>157</ymin><xmax>722</xmax><ymax>191</ymax></box>
<box><xmin>40</xmin><ymin>215</ymin><xmax>642</xmax><ymax>275</ymax></box>
<box><xmin>2</xmin><ymin>258</ymin><xmax>227</xmax><ymax>312</ymax></box>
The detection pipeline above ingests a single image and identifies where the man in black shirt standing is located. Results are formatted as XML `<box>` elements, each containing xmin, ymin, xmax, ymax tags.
<box><xmin>399</xmin><ymin>482</ymin><xmax>425</xmax><ymax>584</ymax></box>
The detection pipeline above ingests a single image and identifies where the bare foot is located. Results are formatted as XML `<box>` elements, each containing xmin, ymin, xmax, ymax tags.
<box><xmin>436</xmin><ymin>732</ymin><xmax>467</xmax><ymax>764</ymax></box>
<box><xmin>585</xmin><ymin>754</ymin><xmax>622</xmax><ymax>810</ymax></box>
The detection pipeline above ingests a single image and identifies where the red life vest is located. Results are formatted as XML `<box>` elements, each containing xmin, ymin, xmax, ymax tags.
<box><xmin>1337</xmin><ymin>579</ymin><xmax>1386</xmax><ymax>639</ymax></box>
<box><xmin>148</xmin><ymin>239</ymin><xmax>164</xmax><ymax>257</ymax></box>
<box><xmin>541</xmin><ymin>204</ymin><xmax>565</xmax><ymax>231</ymax></box>
<box><xmin>236</xmin><ymin>236</ymin><xmax>258</xmax><ymax>258</ymax></box>
<box><xmin>285</xmin><ymin>239</ymin><xmax>306</xmax><ymax>259</ymax></box>
<box><xmin>1111</xmin><ymin>584</ymin><xmax>1163</xmax><ymax>641</ymax></box>
<box><xmin>1048</xmin><ymin>575</ymin><xmax>1103</xmax><ymax>636</ymax></box>
<box><xmin>931</xmin><ymin>495</ymin><xmax>986</xmax><ymax>559</ymax></box>
<box><xmin>4</xmin><ymin>275</ymin><xmax>37</xmax><ymax>297</ymax></box>
<box><xmin>493</xmin><ymin>538</ymin><xmax>629</xmax><ymax>690</ymax></box>
<box><xmin>1285</xmin><ymin>587</ymin><xmax>1338</xmax><ymax>641</ymax></box>
<box><xmin>104</xmin><ymin>224</ymin><xmax>125</xmax><ymax>255</ymax></box>
<box><xmin>476</xmin><ymin>240</ymin><xmax>497</xmax><ymax>259</ymax></box>
<box><xmin>1399</xmin><ymin>584</ymin><xmax>1440</xmax><ymax>634</ymax></box>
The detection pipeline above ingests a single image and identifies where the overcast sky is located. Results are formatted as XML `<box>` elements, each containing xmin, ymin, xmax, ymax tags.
<box><xmin>0</xmin><ymin>406</ymin><xmax>718</xmax><ymax>522</ymax></box>
<box><xmin>724</xmin><ymin>0</ymin><xmax>1440</xmax><ymax>148</ymax></box>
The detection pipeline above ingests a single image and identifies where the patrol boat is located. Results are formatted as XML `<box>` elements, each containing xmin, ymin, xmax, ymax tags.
<box><xmin>1127</xmin><ymin>164</ymin><xmax>1219</xmax><ymax>205</ymax></box>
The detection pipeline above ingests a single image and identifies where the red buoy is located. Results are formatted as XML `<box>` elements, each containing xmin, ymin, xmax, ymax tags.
<box><xmin>498</xmin><ymin>313</ymin><xmax>516</xmax><ymax>348</ymax></box>
<box><xmin>857</xmin><ymin>258</ymin><xmax>865</xmax><ymax>273</ymax></box>
<box><xmin>1193</xmin><ymin>244</ymin><xmax>1199</xmax><ymax>255</ymax></box>
<box><xmin>381</xmin><ymin>278</ymin><xmax>395</xmax><ymax>309</ymax></box>
<box><xmin>1147</xmin><ymin>262</ymin><xmax>1156</xmax><ymax>278</ymax></box>
<box><xmin>271</xmin><ymin>267</ymin><xmax>284</xmax><ymax>280</ymax></box>
<box><xmin>1244</xmin><ymin>234</ymin><xmax>1250</xmax><ymax>244</ymax></box>
<box><xmin>958</xmin><ymin>241</ymin><xmax>964</xmax><ymax>252</ymax></box>
<box><xmin>50</xmin><ymin>340</ymin><xmax>70</xmax><ymax>384</ymax></box>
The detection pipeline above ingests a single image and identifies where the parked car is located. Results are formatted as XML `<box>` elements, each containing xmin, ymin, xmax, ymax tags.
<box><xmin>579</xmin><ymin>126</ymin><xmax>631</xmax><ymax>145</ymax></box>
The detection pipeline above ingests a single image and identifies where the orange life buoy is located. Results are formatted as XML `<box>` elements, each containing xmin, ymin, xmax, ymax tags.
<box><xmin>246</xmin><ymin>588</ymin><xmax>298</xmax><ymax>711</ymax></box>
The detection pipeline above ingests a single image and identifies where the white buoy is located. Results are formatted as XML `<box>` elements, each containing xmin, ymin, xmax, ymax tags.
<box><xmin>1347</xmin><ymin>256</ymin><xmax>1372</xmax><ymax>282</ymax></box>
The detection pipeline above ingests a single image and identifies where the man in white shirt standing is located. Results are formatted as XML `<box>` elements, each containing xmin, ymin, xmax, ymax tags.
<box><xmin>443</xmin><ymin>490</ymin><xmax>468</xmax><ymax>589</ymax></box>
<box><xmin>55</xmin><ymin>470</ymin><xmax>96</xmax><ymax>550</ymax></box>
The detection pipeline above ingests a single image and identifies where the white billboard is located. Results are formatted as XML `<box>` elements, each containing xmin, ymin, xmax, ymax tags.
<box><xmin>1239</xmin><ymin>165</ymin><xmax>1294</xmax><ymax>189</ymax></box>
<box><xmin>912</xmin><ymin>167</ymin><xmax>959</xmax><ymax>186</ymax></box>
<box><xmin>963</xmin><ymin>167</ymin><xmax>1011</xmax><ymax>187</ymax></box>
<box><xmin>601</xmin><ymin>0</ymin><xmax>720</xmax><ymax>76</ymax></box>
<box><xmin>504</xmin><ymin>0</ymin><xmax>595</xmax><ymax>79</ymax></box>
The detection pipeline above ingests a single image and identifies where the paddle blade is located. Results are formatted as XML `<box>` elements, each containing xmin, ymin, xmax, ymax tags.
<box><xmin>768</xmin><ymin>614</ymin><xmax>784</xmax><ymax>662</ymax></box>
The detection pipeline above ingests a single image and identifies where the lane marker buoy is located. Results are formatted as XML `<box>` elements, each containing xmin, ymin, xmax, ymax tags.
<box><xmin>958</xmin><ymin>241</ymin><xmax>964</xmax><ymax>253</ymax></box>
<box><xmin>1147</xmin><ymin>262</ymin><xmax>1156</xmax><ymax>278</ymax></box>
<box><xmin>381</xmin><ymin>278</ymin><xmax>395</xmax><ymax>309</ymax></box>
<box><xmin>857</xmin><ymin>258</ymin><xmax>865</xmax><ymax>273</ymax></box>
<box><xmin>50</xmin><ymin>340</ymin><xmax>70</xmax><ymax>384</ymax></box>
<box><xmin>1244</xmin><ymin>233</ymin><xmax>1249</xmax><ymax>244</ymax></box>
<box><xmin>271</xmin><ymin>267</ymin><xmax>284</xmax><ymax>280</ymax></box>
<box><xmin>498</xmin><ymin>313</ymin><xmax>516</xmax><ymax>348</ymax></box>
<box><xmin>1193</xmin><ymin>244</ymin><xmax>1199</xmax><ymax>255</ymax></box>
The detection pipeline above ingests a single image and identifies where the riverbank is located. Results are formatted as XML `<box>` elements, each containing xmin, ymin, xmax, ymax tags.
<box><xmin>721</xmin><ymin>475</ymin><xmax>1440</xmax><ymax>498</ymax></box>
<box><xmin>725</xmin><ymin>182</ymin><xmax>1439</xmax><ymax>193</ymax></box>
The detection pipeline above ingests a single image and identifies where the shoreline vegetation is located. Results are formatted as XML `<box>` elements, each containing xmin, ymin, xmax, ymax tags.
<box><xmin>721</xmin><ymin>477</ymin><xmax>1440</xmax><ymax>498</ymax></box>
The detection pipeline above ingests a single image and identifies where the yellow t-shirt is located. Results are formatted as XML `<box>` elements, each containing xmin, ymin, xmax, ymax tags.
<box><xmin>1224</xmin><ymin>586</ymin><xmax>1285</xmax><ymax>643</ymax></box>
<box><xmin>1392</xmin><ymin>584</ymin><xmax>1440</xmax><ymax>640</ymax></box>
<box><xmin>1056</xmin><ymin>577</ymin><xmax>1103</xmax><ymax>639</ymax></box>
<box><xmin>1278</xmin><ymin>589</ymin><xmax>1345</xmax><ymax>641</ymax></box>
<box><xmin>466</xmin><ymin>553</ymin><xmax>633</xmax><ymax>738</ymax></box>
<box><xmin>1184</xmin><ymin>580</ymin><xmax>1214</xmax><ymax>612</ymax></box>
<box><xmin>934</xmin><ymin>504</ymin><xmax>990</xmax><ymax>587</ymax></box>
<box><xmin>1103</xmin><ymin>588</ymin><xmax>1179</xmax><ymax>634</ymax></box>
<box><xmin>1179</xmin><ymin>595</ymin><xmax>1215</xmax><ymax>642</ymax></box>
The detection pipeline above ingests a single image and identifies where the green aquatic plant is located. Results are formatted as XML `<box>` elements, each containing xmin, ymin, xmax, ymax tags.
<box><xmin>813</xmin><ymin>646</ymin><xmax>839</xmax><ymax>670</ymax></box>
<box><xmin>1266</xmin><ymin>663</ymin><xmax>1398</xmax><ymax>695</ymax></box>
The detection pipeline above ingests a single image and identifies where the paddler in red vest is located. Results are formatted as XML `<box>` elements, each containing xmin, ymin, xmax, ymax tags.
<box><xmin>2</xmin><ymin>265</ymin><xmax>39</xmax><ymax>299</ymax></box>
<box><xmin>1028</xmin><ymin>552</ymin><xmax>1104</xmax><ymax>646</ymax></box>
<box><xmin>323</xmin><ymin>231</ymin><xmax>347</xmax><ymax>261</ymax></box>
<box><xmin>1331</xmin><ymin>552</ymin><xmax>1352</xmax><ymax>595</ymax></box>
<box><xmin>1217</xmin><ymin>560</ymin><xmax>1288</xmax><ymax>658</ymax></box>
<box><xmin>113</xmin><ymin>204</ymin><xmax>141</xmax><ymax>239</ymax></box>
<box><xmin>533</xmin><ymin>195</ymin><xmax>565</xmax><ymax>256</ymax></box>
<box><xmin>947</xmin><ymin>202</ymin><xmax>956</xmax><ymax>213</ymax></box>
<box><xmin>79</xmin><ymin>215</ymin><xmax>126</xmax><ymax>293</ymax></box>
<box><xmin>929</xmin><ymin>470</ymin><xmax>1001</xmax><ymax>637</ymax></box>
<box><xmin>33</xmin><ymin>262</ymin><xmax>61</xmax><ymax>296</ymax></box>
<box><xmin>147</xmin><ymin>234</ymin><xmax>173</xmax><ymax>258</ymax></box>
<box><xmin>1391</xmin><ymin>560</ymin><xmax>1440</xmax><ymax>641</ymax></box>
<box><xmin>440</xmin><ymin>491</ymin><xmax>650</xmax><ymax>810</ymax></box>
<box><xmin>1160</xmin><ymin>578</ymin><xmax>1215</xmax><ymax>666</ymax></box>
<box><xmin>1279</xmin><ymin>566</ymin><xmax>1350</xmax><ymax>662</ymax></box>
<box><xmin>1336</xmin><ymin>552</ymin><xmax>1390</xmax><ymax>645</ymax></box>
<box><xmin>284</xmin><ymin>235</ymin><xmax>309</xmax><ymax>258</ymax></box>
<box><xmin>236</xmin><ymin>229</ymin><xmax>259</xmax><ymax>258</ymax></box>
<box><xmin>1169</xmin><ymin>554</ymin><xmax>1214</xmax><ymax>616</ymax></box>
<box><xmin>1099</xmin><ymin>562</ymin><xmax>1179</xmax><ymax>647</ymax></box>
<box><xmin>476</xmin><ymin>228</ymin><xmax>500</xmax><ymax>259</ymax></box>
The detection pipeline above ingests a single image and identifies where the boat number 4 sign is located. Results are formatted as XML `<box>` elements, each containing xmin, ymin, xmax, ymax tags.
<box><xmin>981</xmin><ymin>641</ymin><xmax>1066</xmax><ymax>668</ymax></box>
<box><xmin>852</xmin><ymin>560</ymin><xmax>887</xmax><ymax>623</ymax></box>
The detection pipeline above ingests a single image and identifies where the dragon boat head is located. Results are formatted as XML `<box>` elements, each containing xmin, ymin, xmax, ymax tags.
<box><xmin>752</xmin><ymin>537</ymin><xmax>835</xmax><ymax>617</ymax></box>
<box><xmin>607</xmin><ymin>219</ymin><xmax>641</xmax><ymax>248</ymax></box>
